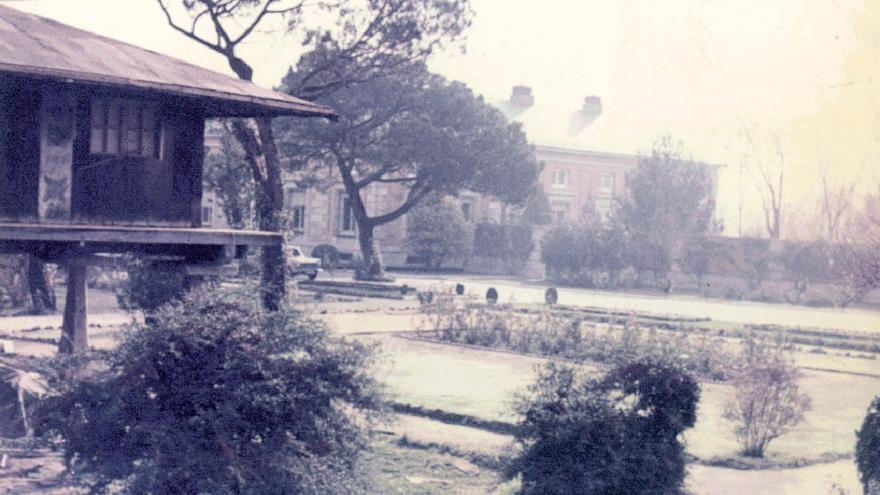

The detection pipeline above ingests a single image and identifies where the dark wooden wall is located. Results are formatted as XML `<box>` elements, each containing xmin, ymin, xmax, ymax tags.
<box><xmin>0</xmin><ymin>79</ymin><xmax>41</xmax><ymax>220</ymax></box>
<box><xmin>0</xmin><ymin>77</ymin><xmax>207</xmax><ymax>227</ymax></box>
<box><xmin>71</xmin><ymin>93</ymin><xmax>205</xmax><ymax>227</ymax></box>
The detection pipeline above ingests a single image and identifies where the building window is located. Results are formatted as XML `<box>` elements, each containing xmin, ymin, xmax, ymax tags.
<box><xmin>553</xmin><ymin>169</ymin><xmax>568</xmax><ymax>187</ymax></box>
<box><xmin>90</xmin><ymin>98</ymin><xmax>158</xmax><ymax>159</ymax></box>
<box><xmin>338</xmin><ymin>194</ymin><xmax>356</xmax><ymax>235</ymax></box>
<box><xmin>594</xmin><ymin>197</ymin><xmax>612</xmax><ymax>222</ymax></box>
<box><xmin>461</xmin><ymin>201</ymin><xmax>473</xmax><ymax>222</ymax></box>
<box><xmin>286</xmin><ymin>189</ymin><xmax>307</xmax><ymax>233</ymax></box>
<box><xmin>599</xmin><ymin>173</ymin><xmax>614</xmax><ymax>192</ymax></box>
<box><xmin>201</xmin><ymin>206</ymin><xmax>213</xmax><ymax>226</ymax></box>
<box><xmin>291</xmin><ymin>206</ymin><xmax>306</xmax><ymax>231</ymax></box>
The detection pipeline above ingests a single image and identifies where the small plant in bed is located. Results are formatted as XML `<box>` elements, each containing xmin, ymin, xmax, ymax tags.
<box><xmin>420</xmin><ymin>304</ymin><xmax>737</xmax><ymax>380</ymax></box>
<box><xmin>723</xmin><ymin>338</ymin><xmax>811</xmax><ymax>458</ymax></box>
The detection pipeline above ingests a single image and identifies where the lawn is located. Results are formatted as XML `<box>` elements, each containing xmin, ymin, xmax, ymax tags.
<box><xmin>356</xmin><ymin>438</ymin><xmax>513</xmax><ymax>495</ymax></box>
<box><xmin>366</xmin><ymin>333</ymin><xmax>879</xmax><ymax>463</ymax></box>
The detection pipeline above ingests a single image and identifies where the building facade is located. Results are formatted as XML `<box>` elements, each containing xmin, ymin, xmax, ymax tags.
<box><xmin>203</xmin><ymin>84</ymin><xmax>720</xmax><ymax>266</ymax></box>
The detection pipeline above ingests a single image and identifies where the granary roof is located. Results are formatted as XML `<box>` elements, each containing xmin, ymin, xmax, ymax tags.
<box><xmin>0</xmin><ymin>5</ymin><xmax>335</xmax><ymax>119</ymax></box>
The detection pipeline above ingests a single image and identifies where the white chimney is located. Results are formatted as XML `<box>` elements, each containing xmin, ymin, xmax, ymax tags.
<box><xmin>510</xmin><ymin>85</ymin><xmax>534</xmax><ymax>109</ymax></box>
<box><xmin>583</xmin><ymin>95</ymin><xmax>602</xmax><ymax>116</ymax></box>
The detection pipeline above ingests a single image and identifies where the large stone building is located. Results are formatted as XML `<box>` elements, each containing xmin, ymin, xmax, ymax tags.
<box><xmin>203</xmin><ymin>84</ymin><xmax>720</xmax><ymax>267</ymax></box>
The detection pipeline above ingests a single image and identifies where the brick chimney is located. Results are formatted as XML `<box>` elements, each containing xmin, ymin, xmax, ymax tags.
<box><xmin>510</xmin><ymin>85</ymin><xmax>534</xmax><ymax>109</ymax></box>
<box><xmin>583</xmin><ymin>95</ymin><xmax>602</xmax><ymax>116</ymax></box>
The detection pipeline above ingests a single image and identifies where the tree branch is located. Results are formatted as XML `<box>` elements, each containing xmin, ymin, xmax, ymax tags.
<box><xmin>157</xmin><ymin>0</ymin><xmax>223</xmax><ymax>52</ymax></box>
<box><xmin>370</xmin><ymin>184</ymin><xmax>432</xmax><ymax>226</ymax></box>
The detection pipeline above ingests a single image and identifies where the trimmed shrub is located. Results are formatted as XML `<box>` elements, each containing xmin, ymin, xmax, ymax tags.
<box><xmin>857</xmin><ymin>395</ymin><xmax>880</xmax><ymax>494</ymax></box>
<box><xmin>405</xmin><ymin>195</ymin><xmax>474</xmax><ymax>268</ymax></box>
<box><xmin>38</xmin><ymin>288</ymin><xmax>384</xmax><ymax>495</ymax></box>
<box><xmin>506</xmin><ymin>362</ymin><xmax>699</xmax><ymax>495</ymax></box>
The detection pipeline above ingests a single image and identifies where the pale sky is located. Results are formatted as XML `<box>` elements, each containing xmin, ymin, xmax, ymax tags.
<box><xmin>5</xmin><ymin>0</ymin><xmax>879</xmax><ymax>237</ymax></box>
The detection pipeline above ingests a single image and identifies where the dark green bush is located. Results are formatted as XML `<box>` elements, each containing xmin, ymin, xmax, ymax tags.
<box><xmin>857</xmin><ymin>395</ymin><xmax>880</xmax><ymax>494</ymax></box>
<box><xmin>473</xmin><ymin>222</ymin><xmax>533</xmax><ymax>259</ymax></box>
<box><xmin>541</xmin><ymin>225</ymin><xmax>639</xmax><ymax>289</ymax></box>
<box><xmin>115</xmin><ymin>256</ymin><xmax>189</xmax><ymax>312</ymax></box>
<box><xmin>38</xmin><ymin>288</ymin><xmax>384</xmax><ymax>495</ymax></box>
<box><xmin>506</xmin><ymin>362</ymin><xmax>699</xmax><ymax>495</ymax></box>
<box><xmin>540</xmin><ymin>225</ymin><xmax>588</xmax><ymax>277</ymax></box>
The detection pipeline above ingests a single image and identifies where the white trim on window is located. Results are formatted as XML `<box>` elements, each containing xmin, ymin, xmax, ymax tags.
<box><xmin>552</xmin><ymin>168</ymin><xmax>568</xmax><ymax>187</ymax></box>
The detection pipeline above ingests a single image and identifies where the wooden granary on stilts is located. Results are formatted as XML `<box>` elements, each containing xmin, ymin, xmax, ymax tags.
<box><xmin>0</xmin><ymin>5</ymin><xmax>335</xmax><ymax>352</ymax></box>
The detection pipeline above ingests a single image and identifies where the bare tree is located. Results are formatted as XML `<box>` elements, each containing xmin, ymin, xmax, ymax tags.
<box><xmin>835</xmin><ymin>188</ymin><xmax>880</xmax><ymax>305</ymax></box>
<box><xmin>819</xmin><ymin>161</ymin><xmax>859</xmax><ymax>242</ymax></box>
<box><xmin>741</xmin><ymin>128</ymin><xmax>785</xmax><ymax>239</ymax></box>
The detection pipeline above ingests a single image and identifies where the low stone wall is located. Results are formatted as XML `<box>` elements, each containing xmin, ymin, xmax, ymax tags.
<box><xmin>647</xmin><ymin>270</ymin><xmax>880</xmax><ymax>306</ymax></box>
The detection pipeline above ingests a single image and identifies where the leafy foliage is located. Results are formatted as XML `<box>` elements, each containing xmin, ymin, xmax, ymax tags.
<box><xmin>38</xmin><ymin>288</ymin><xmax>384</xmax><ymax>495</ymax></box>
<box><xmin>681</xmin><ymin>236</ymin><xmax>711</xmax><ymax>288</ymax></box>
<box><xmin>519</xmin><ymin>189</ymin><xmax>553</xmax><ymax>225</ymax></box>
<box><xmin>279</xmin><ymin>57</ymin><xmax>539</xmax><ymax>277</ymax></box>
<box><xmin>405</xmin><ymin>194</ymin><xmax>474</xmax><ymax>268</ymax></box>
<box><xmin>0</xmin><ymin>254</ymin><xmax>29</xmax><ymax>309</ymax></box>
<box><xmin>540</xmin><ymin>225</ymin><xmax>631</xmax><ymax>289</ymax></box>
<box><xmin>617</xmin><ymin>137</ymin><xmax>715</xmax><ymax>273</ymax></box>
<box><xmin>857</xmin><ymin>395</ymin><xmax>880</xmax><ymax>494</ymax></box>
<box><xmin>204</xmin><ymin>122</ymin><xmax>255</xmax><ymax>229</ymax></box>
<box><xmin>115</xmin><ymin>256</ymin><xmax>188</xmax><ymax>312</ymax></box>
<box><xmin>506</xmin><ymin>362</ymin><xmax>699</xmax><ymax>495</ymax></box>
<box><xmin>723</xmin><ymin>339</ymin><xmax>811</xmax><ymax>458</ymax></box>
<box><xmin>473</xmin><ymin>223</ymin><xmax>534</xmax><ymax>260</ymax></box>
<box><xmin>160</xmin><ymin>0</ymin><xmax>475</xmax><ymax>304</ymax></box>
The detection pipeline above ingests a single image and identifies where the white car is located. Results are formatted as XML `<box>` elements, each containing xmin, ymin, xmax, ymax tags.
<box><xmin>287</xmin><ymin>245</ymin><xmax>321</xmax><ymax>280</ymax></box>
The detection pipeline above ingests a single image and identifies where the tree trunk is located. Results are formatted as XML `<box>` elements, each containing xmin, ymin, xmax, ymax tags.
<box><xmin>26</xmin><ymin>256</ymin><xmax>55</xmax><ymax>314</ymax></box>
<box><xmin>254</xmin><ymin>178</ymin><xmax>285</xmax><ymax>310</ymax></box>
<box><xmin>59</xmin><ymin>262</ymin><xmax>88</xmax><ymax>354</ymax></box>
<box><xmin>256</xmin><ymin>118</ymin><xmax>286</xmax><ymax>311</ymax></box>
<box><xmin>355</xmin><ymin>223</ymin><xmax>386</xmax><ymax>280</ymax></box>
<box><xmin>231</xmin><ymin>118</ymin><xmax>286</xmax><ymax>310</ymax></box>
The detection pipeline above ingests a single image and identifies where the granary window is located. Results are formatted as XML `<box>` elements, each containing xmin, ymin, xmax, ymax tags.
<box><xmin>90</xmin><ymin>98</ymin><xmax>158</xmax><ymax>159</ymax></box>
<box><xmin>201</xmin><ymin>206</ymin><xmax>213</xmax><ymax>226</ymax></box>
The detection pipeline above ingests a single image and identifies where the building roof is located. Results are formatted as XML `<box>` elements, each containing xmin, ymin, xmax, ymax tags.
<box><xmin>0</xmin><ymin>5</ymin><xmax>335</xmax><ymax>119</ymax></box>
<box><xmin>494</xmin><ymin>85</ymin><xmax>726</xmax><ymax>167</ymax></box>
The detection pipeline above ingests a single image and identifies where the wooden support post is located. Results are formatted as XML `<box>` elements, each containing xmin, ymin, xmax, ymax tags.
<box><xmin>59</xmin><ymin>261</ymin><xmax>88</xmax><ymax>354</ymax></box>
